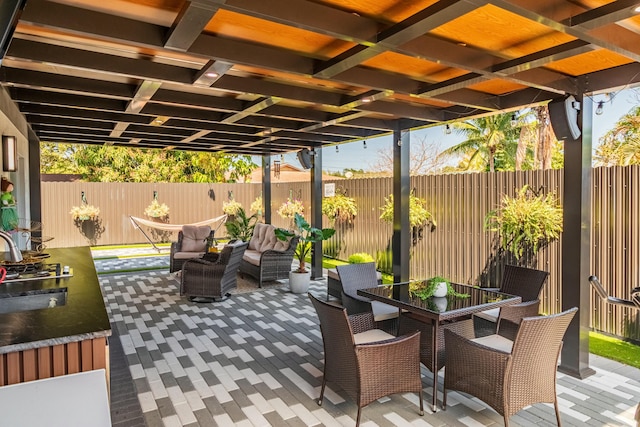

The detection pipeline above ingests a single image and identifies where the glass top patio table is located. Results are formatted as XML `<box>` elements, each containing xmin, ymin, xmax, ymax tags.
<box><xmin>358</xmin><ymin>282</ymin><xmax>521</xmax><ymax>411</ymax></box>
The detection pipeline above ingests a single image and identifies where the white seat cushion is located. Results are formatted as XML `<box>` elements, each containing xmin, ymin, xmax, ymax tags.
<box><xmin>371</xmin><ymin>301</ymin><xmax>399</xmax><ymax>322</ymax></box>
<box><xmin>472</xmin><ymin>334</ymin><xmax>513</xmax><ymax>353</ymax></box>
<box><xmin>242</xmin><ymin>249</ymin><xmax>262</xmax><ymax>266</ymax></box>
<box><xmin>475</xmin><ymin>307</ymin><xmax>500</xmax><ymax>322</ymax></box>
<box><xmin>173</xmin><ymin>251</ymin><xmax>205</xmax><ymax>260</ymax></box>
<box><xmin>353</xmin><ymin>329</ymin><xmax>395</xmax><ymax>345</ymax></box>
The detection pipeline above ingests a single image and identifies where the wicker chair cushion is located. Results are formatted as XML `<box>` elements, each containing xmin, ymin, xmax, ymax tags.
<box><xmin>472</xmin><ymin>334</ymin><xmax>514</xmax><ymax>353</ymax></box>
<box><xmin>273</xmin><ymin>238</ymin><xmax>290</xmax><ymax>251</ymax></box>
<box><xmin>180</xmin><ymin>225</ymin><xmax>211</xmax><ymax>252</ymax></box>
<box><xmin>474</xmin><ymin>307</ymin><xmax>499</xmax><ymax>322</ymax></box>
<box><xmin>247</xmin><ymin>223</ymin><xmax>291</xmax><ymax>254</ymax></box>
<box><xmin>353</xmin><ymin>328</ymin><xmax>395</xmax><ymax>344</ymax></box>
<box><xmin>173</xmin><ymin>251</ymin><xmax>206</xmax><ymax>260</ymax></box>
<box><xmin>241</xmin><ymin>250</ymin><xmax>260</xmax><ymax>265</ymax></box>
<box><xmin>248</xmin><ymin>223</ymin><xmax>269</xmax><ymax>250</ymax></box>
<box><xmin>371</xmin><ymin>301</ymin><xmax>399</xmax><ymax>321</ymax></box>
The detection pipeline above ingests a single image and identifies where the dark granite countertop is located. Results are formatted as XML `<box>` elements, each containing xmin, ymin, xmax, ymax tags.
<box><xmin>0</xmin><ymin>247</ymin><xmax>111</xmax><ymax>354</ymax></box>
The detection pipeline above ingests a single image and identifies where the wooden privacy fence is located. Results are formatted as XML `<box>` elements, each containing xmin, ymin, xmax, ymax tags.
<box><xmin>40</xmin><ymin>166</ymin><xmax>640</xmax><ymax>341</ymax></box>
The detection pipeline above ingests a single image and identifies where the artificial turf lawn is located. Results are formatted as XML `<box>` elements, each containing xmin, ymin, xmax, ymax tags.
<box><xmin>589</xmin><ymin>331</ymin><xmax>640</xmax><ymax>369</ymax></box>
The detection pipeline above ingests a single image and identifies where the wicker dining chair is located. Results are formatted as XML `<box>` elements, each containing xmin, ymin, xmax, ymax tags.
<box><xmin>308</xmin><ymin>292</ymin><xmax>424</xmax><ymax>426</ymax></box>
<box><xmin>180</xmin><ymin>241</ymin><xmax>248</xmax><ymax>302</ymax></box>
<box><xmin>337</xmin><ymin>262</ymin><xmax>399</xmax><ymax>333</ymax></box>
<box><xmin>474</xmin><ymin>265</ymin><xmax>549</xmax><ymax>337</ymax></box>
<box><xmin>444</xmin><ymin>307</ymin><xmax>578</xmax><ymax>426</ymax></box>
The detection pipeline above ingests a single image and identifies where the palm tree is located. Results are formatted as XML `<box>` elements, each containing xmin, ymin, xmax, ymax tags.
<box><xmin>441</xmin><ymin>113</ymin><xmax>520</xmax><ymax>172</ymax></box>
<box><xmin>595</xmin><ymin>105</ymin><xmax>640</xmax><ymax>166</ymax></box>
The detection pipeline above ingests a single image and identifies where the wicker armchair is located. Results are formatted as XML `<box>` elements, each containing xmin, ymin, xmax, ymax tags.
<box><xmin>337</xmin><ymin>262</ymin><xmax>399</xmax><ymax>333</ymax></box>
<box><xmin>474</xmin><ymin>265</ymin><xmax>549</xmax><ymax>337</ymax></box>
<box><xmin>169</xmin><ymin>225</ymin><xmax>213</xmax><ymax>272</ymax></box>
<box><xmin>308</xmin><ymin>292</ymin><xmax>423</xmax><ymax>426</ymax></box>
<box><xmin>180</xmin><ymin>241</ymin><xmax>248</xmax><ymax>302</ymax></box>
<box><xmin>443</xmin><ymin>307</ymin><xmax>578</xmax><ymax>426</ymax></box>
<box><xmin>239</xmin><ymin>223</ymin><xmax>299</xmax><ymax>287</ymax></box>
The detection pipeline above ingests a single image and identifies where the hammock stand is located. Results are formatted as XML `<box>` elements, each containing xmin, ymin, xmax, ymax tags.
<box><xmin>129</xmin><ymin>214</ymin><xmax>227</xmax><ymax>252</ymax></box>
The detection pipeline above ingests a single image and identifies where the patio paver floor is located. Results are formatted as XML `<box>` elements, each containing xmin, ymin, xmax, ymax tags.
<box><xmin>98</xmin><ymin>253</ymin><xmax>640</xmax><ymax>426</ymax></box>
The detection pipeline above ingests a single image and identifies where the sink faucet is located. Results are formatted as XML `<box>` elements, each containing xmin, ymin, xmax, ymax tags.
<box><xmin>0</xmin><ymin>230</ymin><xmax>23</xmax><ymax>263</ymax></box>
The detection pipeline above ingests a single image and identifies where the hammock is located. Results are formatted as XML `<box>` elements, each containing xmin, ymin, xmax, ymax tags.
<box><xmin>129</xmin><ymin>214</ymin><xmax>227</xmax><ymax>252</ymax></box>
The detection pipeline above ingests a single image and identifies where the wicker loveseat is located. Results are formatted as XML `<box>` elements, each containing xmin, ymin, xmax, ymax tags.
<box><xmin>239</xmin><ymin>223</ymin><xmax>299</xmax><ymax>287</ymax></box>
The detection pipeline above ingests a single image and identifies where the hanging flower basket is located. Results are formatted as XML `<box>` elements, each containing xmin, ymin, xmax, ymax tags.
<box><xmin>70</xmin><ymin>204</ymin><xmax>100</xmax><ymax>222</ymax></box>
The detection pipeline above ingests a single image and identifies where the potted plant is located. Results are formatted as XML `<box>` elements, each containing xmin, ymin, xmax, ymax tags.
<box><xmin>275</xmin><ymin>212</ymin><xmax>335</xmax><ymax>293</ymax></box>
<box><xmin>222</xmin><ymin>199</ymin><xmax>243</xmax><ymax>220</ymax></box>
<box><xmin>144</xmin><ymin>199</ymin><xmax>170</xmax><ymax>219</ymax></box>
<box><xmin>70</xmin><ymin>203</ymin><xmax>100</xmax><ymax>222</ymax></box>
<box><xmin>322</xmin><ymin>192</ymin><xmax>357</xmax><ymax>225</ymax></box>
<box><xmin>277</xmin><ymin>197</ymin><xmax>305</xmax><ymax>227</ymax></box>
<box><xmin>484</xmin><ymin>185</ymin><xmax>562</xmax><ymax>264</ymax></box>
<box><xmin>224</xmin><ymin>207</ymin><xmax>258</xmax><ymax>242</ymax></box>
<box><xmin>409</xmin><ymin>276</ymin><xmax>469</xmax><ymax>300</ymax></box>
<box><xmin>380</xmin><ymin>190</ymin><xmax>436</xmax><ymax>244</ymax></box>
<box><xmin>250</xmin><ymin>195</ymin><xmax>263</xmax><ymax>217</ymax></box>
<box><xmin>144</xmin><ymin>198</ymin><xmax>171</xmax><ymax>242</ymax></box>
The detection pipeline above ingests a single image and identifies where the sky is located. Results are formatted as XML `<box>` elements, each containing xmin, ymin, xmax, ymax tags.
<box><xmin>276</xmin><ymin>87</ymin><xmax>639</xmax><ymax>174</ymax></box>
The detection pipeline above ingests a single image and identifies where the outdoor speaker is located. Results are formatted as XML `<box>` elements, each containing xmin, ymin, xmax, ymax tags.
<box><xmin>297</xmin><ymin>148</ymin><xmax>313</xmax><ymax>169</ymax></box>
<box><xmin>548</xmin><ymin>95</ymin><xmax>581</xmax><ymax>141</ymax></box>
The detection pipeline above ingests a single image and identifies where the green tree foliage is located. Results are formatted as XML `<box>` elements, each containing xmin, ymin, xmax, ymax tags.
<box><xmin>442</xmin><ymin>113</ymin><xmax>521</xmax><ymax>172</ymax></box>
<box><xmin>40</xmin><ymin>143</ymin><xmax>257</xmax><ymax>182</ymax></box>
<box><xmin>40</xmin><ymin>143</ymin><xmax>83</xmax><ymax>174</ymax></box>
<box><xmin>595</xmin><ymin>106</ymin><xmax>640</xmax><ymax>166</ymax></box>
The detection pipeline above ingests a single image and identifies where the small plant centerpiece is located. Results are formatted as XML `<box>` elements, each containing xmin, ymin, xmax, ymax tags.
<box><xmin>410</xmin><ymin>276</ymin><xmax>470</xmax><ymax>300</ymax></box>
<box><xmin>224</xmin><ymin>207</ymin><xmax>258</xmax><ymax>242</ymax></box>
<box><xmin>275</xmin><ymin>212</ymin><xmax>335</xmax><ymax>293</ymax></box>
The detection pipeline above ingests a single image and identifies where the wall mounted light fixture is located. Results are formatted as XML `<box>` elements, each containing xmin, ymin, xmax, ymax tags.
<box><xmin>2</xmin><ymin>135</ymin><xmax>17</xmax><ymax>172</ymax></box>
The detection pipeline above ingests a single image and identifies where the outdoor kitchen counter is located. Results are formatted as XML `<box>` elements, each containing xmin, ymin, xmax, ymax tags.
<box><xmin>0</xmin><ymin>246</ymin><xmax>111</xmax><ymax>354</ymax></box>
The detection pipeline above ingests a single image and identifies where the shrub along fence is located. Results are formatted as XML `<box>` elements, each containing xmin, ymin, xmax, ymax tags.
<box><xmin>40</xmin><ymin>166</ymin><xmax>640</xmax><ymax>341</ymax></box>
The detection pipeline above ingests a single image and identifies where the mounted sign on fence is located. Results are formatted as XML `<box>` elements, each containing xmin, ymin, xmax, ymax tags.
<box><xmin>324</xmin><ymin>183</ymin><xmax>335</xmax><ymax>197</ymax></box>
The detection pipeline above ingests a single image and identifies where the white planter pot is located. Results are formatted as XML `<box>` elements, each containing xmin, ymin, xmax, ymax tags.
<box><xmin>432</xmin><ymin>296</ymin><xmax>448</xmax><ymax>312</ymax></box>
<box><xmin>289</xmin><ymin>271</ymin><xmax>311</xmax><ymax>294</ymax></box>
<box><xmin>433</xmin><ymin>282</ymin><xmax>448</xmax><ymax>297</ymax></box>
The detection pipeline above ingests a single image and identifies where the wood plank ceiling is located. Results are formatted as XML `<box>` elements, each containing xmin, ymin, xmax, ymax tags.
<box><xmin>1</xmin><ymin>0</ymin><xmax>640</xmax><ymax>155</ymax></box>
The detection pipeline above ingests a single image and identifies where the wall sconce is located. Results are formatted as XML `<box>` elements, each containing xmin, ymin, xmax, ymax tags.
<box><xmin>2</xmin><ymin>135</ymin><xmax>17</xmax><ymax>172</ymax></box>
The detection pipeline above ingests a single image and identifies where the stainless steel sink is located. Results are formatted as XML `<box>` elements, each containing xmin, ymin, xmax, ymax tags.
<box><xmin>0</xmin><ymin>289</ymin><xmax>68</xmax><ymax>314</ymax></box>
